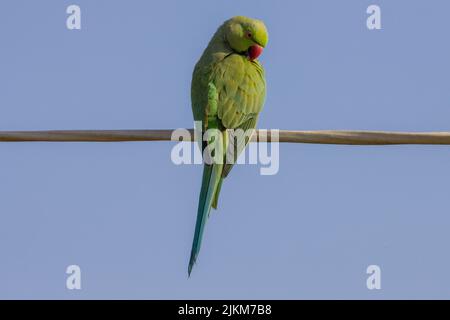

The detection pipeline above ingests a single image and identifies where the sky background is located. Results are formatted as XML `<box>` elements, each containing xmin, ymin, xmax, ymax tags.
<box><xmin>1</xmin><ymin>0</ymin><xmax>450</xmax><ymax>299</ymax></box>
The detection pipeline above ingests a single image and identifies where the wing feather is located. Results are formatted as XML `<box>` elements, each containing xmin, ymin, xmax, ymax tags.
<box><xmin>192</xmin><ymin>53</ymin><xmax>266</xmax><ymax>177</ymax></box>
<box><xmin>211</xmin><ymin>54</ymin><xmax>266</xmax><ymax>176</ymax></box>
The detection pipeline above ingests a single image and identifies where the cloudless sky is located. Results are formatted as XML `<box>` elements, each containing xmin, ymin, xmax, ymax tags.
<box><xmin>1</xmin><ymin>0</ymin><xmax>450</xmax><ymax>299</ymax></box>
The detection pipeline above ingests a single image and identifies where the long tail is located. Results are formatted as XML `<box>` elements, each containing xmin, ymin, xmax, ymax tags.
<box><xmin>188</xmin><ymin>162</ymin><xmax>223</xmax><ymax>276</ymax></box>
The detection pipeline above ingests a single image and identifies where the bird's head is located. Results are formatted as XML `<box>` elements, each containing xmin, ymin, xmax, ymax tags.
<box><xmin>224</xmin><ymin>16</ymin><xmax>268</xmax><ymax>61</ymax></box>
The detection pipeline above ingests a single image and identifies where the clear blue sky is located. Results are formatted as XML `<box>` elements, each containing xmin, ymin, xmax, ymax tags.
<box><xmin>1</xmin><ymin>0</ymin><xmax>450</xmax><ymax>299</ymax></box>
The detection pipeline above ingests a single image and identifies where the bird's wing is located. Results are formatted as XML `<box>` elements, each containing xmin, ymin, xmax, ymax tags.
<box><xmin>215</xmin><ymin>54</ymin><xmax>266</xmax><ymax>129</ymax></box>
<box><xmin>213</xmin><ymin>54</ymin><xmax>266</xmax><ymax>177</ymax></box>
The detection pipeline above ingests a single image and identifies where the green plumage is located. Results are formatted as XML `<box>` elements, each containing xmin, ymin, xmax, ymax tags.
<box><xmin>189</xmin><ymin>16</ymin><xmax>268</xmax><ymax>275</ymax></box>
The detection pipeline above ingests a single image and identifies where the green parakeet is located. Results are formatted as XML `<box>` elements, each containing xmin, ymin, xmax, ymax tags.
<box><xmin>189</xmin><ymin>16</ymin><xmax>268</xmax><ymax>275</ymax></box>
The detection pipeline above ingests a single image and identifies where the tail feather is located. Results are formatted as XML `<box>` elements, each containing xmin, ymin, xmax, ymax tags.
<box><xmin>188</xmin><ymin>163</ymin><xmax>222</xmax><ymax>276</ymax></box>
<box><xmin>211</xmin><ymin>130</ymin><xmax>228</xmax><ymax>210</ymax></box>
<box><xmin>211</xmin><ymin>177</ymin><xmax>223</xmax><ymax>210</ymax></box>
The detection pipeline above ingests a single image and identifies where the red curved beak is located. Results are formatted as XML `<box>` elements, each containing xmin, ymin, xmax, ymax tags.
<box><xmin>248</xmin><ymin>45</ymin><xmax>263</xmax><ymax>61</ymax></box>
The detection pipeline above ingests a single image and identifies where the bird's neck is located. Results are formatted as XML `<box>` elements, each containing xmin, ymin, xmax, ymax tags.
<box><xmin>201</xmin><ymin>26</ymin><xmax>233</xmax><ymax>64</ymax></box>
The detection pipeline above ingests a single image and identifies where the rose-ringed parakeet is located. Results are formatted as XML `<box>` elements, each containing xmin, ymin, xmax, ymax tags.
<box><xmin>189</xmin><ymin>16</ymin><xmax>268</xmax><ymax>275</ymax></box>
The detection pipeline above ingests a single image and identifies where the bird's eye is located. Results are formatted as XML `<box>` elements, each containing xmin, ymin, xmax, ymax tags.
<box><xmin>246</xmin><ymin>32</ymin><xmax>252</xmax><ymax>39</ymax></box>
